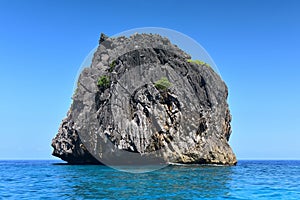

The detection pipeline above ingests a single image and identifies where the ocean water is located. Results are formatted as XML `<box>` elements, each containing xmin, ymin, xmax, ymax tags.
<box><xmin>0</xmin><ymin>160</ymin><xmax>299</xmax><ymax>199</ymax></box>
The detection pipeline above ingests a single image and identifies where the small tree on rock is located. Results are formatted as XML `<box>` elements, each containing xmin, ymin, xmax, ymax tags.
<box><xmin>154</xmin><ymin>77</ymin><xmax>172</xmax><ymax>91</ymax></box>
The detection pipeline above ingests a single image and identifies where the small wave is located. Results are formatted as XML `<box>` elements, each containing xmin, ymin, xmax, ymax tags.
<box><xmin>167</xmin><ymin>162</ymin><xmax>226</xmax><ymax>167</ymax></box>
<box><xmin>167</xmin><ymin>162</ymin><xmax>188</xmax><ymax>166</ymax></box>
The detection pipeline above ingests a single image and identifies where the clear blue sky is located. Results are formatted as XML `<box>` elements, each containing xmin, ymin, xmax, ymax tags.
<box><xmin>0</xmin><ymin>0</ymin><xmax>299</xmax><ymax>160</ymax></box>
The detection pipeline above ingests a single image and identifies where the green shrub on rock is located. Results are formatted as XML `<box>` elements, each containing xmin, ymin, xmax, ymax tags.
<box><xmin>97</xmin><ymin>75</ymin><xmax>110</xmax><ymax>88</ymax></box>
<box><xmin>109</xmin><ymin>60</ymin><xmax>116</xmax><ymax>72</ymax></box>
<box><xmin>154</xmin><ymin>77</ymin><xmax>172</xmax><ymax>91</ymax></box>
<box><xmin>187</xmin><ymin>59</ymin><xmax>210</xmax><ymax>67</ymax></box>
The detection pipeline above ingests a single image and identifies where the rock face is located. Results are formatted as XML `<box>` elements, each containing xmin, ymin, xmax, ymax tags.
<box><xmin>51</xmin><ymin>33</ymin><xmax>237</xmax><ymax>165</ymax></box>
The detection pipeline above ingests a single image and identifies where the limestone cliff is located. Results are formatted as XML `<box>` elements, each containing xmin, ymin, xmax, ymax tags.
<box><xmin>51</xmin><ymin>33</ymin><xmax>237</xmax><ymax>165</ymax></box>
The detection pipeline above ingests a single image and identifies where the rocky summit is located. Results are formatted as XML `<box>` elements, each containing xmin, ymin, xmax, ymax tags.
<box><xmin>51</xmin><ymin>33</ymin><xmax>237</xmax><ymax>166</ymax></box>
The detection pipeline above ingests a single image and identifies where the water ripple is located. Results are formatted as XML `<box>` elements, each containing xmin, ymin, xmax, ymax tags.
<box><xmin>0</xmin><ymin>160</ymin><xmax>299</xmax><ymax>199</ymax></box>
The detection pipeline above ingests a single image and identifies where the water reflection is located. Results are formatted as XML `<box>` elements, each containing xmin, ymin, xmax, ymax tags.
<box><xmin>54</xmin><ymin>164</ymin><xmax>234</xmax><ymax>199</ymax></box>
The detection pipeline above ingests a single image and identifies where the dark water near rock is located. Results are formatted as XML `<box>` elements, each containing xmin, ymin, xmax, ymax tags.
<box><xmin>0</xmin><ymin>160</ymin><xmax>299</xmax><ymax>199</ymax></box>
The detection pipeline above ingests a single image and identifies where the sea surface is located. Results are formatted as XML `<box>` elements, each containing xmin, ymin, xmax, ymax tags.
<box><xmin>0</xmin><ymin>160</ymin><xmax>299</xmax><ymax>199</ymax></box>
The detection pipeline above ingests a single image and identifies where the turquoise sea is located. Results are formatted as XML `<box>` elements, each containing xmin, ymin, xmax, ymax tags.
<box><xmin>0</xmin><ymin>160</ymin><xmax>299</xmax><ymax>199</ymax></box>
